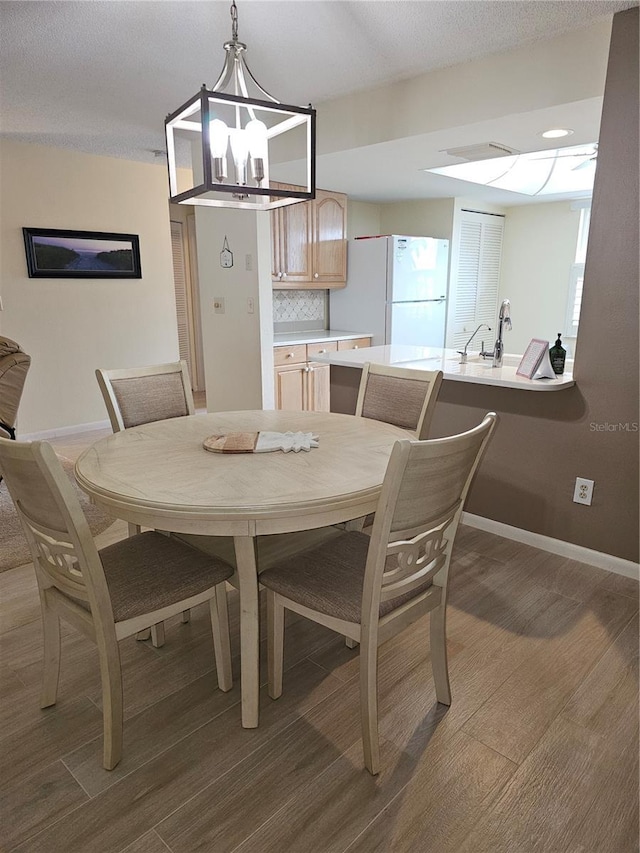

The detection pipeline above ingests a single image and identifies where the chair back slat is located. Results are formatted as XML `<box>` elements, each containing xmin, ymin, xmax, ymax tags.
<box><xmin>96</xmin><ymin>361</ymin><xmax>195</xmax><ymax>432</ymax></box>
<box><xmin>362</xmin><ymin>413</ymin><xmax>498</xmax><ymax>622</ymax></box>
<box><xmin>380</xmin><ymin>508</ymin><xmax>456</xmax><ymax>602</ymax></box>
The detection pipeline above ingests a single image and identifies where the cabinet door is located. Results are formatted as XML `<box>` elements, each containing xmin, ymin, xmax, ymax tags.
<box><xmin>306</xmin><ymin>362</ymin><xmax>331</xmax><ymax>412</ymax></box>
<box><xmin>274</xmin><ymin>364</ymin><xmax>306</xmax><ymax>411</ymax></box>
<box><xmin>312</xmin><ymin>190</ymin><xmax>347</xmax><ymax>285</ymax></box>
<box><xmin>277</xmin><ymin>185</ymin><xmax>313</xmax><ymax>285</ymax></box>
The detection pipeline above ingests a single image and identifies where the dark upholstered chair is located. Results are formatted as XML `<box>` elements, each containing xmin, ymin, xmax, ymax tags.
<box><xmin>261</xmin><ymin>412</ymin><xmax>498</xmax><ymax>775</ymax></box>
<box><xmin>0</xmin><ymin>436</ymin><xmax>234</xmax><ymax>770</ymax></box>
<box><xmin>0</xmin><ymin>336</ymin><xmax>31</xmax><ymax>440</ymax></box>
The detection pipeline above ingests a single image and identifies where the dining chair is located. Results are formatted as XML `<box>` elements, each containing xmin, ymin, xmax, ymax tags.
<box><xmin>96</xmin><ymin>360</ymin><xmax>196</xmax><ymax>647</ymax></box>
<box><xmin>260</xmin><ymin>412</ymin><xmax>498</xmax><ymax>775</ymax></box>
<box><xmin>341</xmin><ymin>363</ymin><xmax>444</xmax><ymax>551</ymax></box>
<box><xmin>355</xmin><ymin>362</ymin><xmax>443</xmax><ymax>440</ymax></box>
<box><xmin>0</xmin><ymin>436</ymin><xmax>234</xmax><ymax>771</ymax></box>
<box><xmin>95</xmin><ymin>360</ymin><xmax>195</xmax><ymax>433</ymax></box>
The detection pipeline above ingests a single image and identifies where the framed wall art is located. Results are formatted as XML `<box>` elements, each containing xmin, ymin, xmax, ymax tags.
<box><xmin>22</xmin><ymin>228</ymin><xmax>142</xmax><ymax>279</ymax></box>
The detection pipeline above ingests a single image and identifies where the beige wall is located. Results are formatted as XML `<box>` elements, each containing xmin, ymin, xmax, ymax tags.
<box><xmin>194</xmin><ymin>206</ymin><xmax>274</xmax><ymax>412</ymax></box>
<box><xmin>0</xmin><ymin>140</ymin><xmax>180</xmax><ymax>434</ymax></box>
<box><xmin>347</xmin><ymin>200</ymin><xmax>381</xmax><ymax>240</ymax></box>
<box><xmin>379</xmin><ymin>198</ymin><xmax>454</xmax><ymax>240</ymax></box>
<box><xmin>499</xmin><ymin>201</ymin><xmax>581</xmax><ymax>355</ymax></box>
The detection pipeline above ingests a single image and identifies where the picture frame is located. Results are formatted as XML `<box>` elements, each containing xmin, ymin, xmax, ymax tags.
<box><xmin>516</xmin><ymin>338</ymin><xmax>551</xmax><ymax>379</ymax></box>
<box><xmin>22</xmin><ymin>228</ymin><xmax>142</xmax><ymax>279</ymax></box>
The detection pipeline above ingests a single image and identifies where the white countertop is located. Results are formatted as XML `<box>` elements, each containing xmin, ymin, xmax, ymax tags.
<box><xmin>312</xmin><ymin>344</ymin><xmax>575</xmax><ymax>392</ymax></box>
<box><xmin>273</xmin><ymin>329</ymin><xmax>372</xmax><ymax>346</ymax></box>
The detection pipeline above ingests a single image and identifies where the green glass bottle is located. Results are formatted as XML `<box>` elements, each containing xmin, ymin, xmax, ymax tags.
<box><xmin>549</xmin><ymin>333</ymin><xmax>566</xmax><ymax>375</ymax></box>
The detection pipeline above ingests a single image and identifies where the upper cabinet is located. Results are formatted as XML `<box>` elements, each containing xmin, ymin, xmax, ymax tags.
<box><xmin>271</xmin><ymin>185</ymin><xmax>347</xmax><ymax>289</ymax></box>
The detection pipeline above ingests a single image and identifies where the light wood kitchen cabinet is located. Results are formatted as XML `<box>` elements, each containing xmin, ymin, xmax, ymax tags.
<box><xmin>273</xmin><ymin>344</ymin><xmax>333</xmax><ymax>412</ymax></box>
<box><xmin>337</xmin><ymin>337</ymin><xmax>371</xmax><ymax>351</ymax></box>
<box><xmin>271</xmin><ymin>186</ymin><xmax>347</xmax><ymax>288</ymax></box>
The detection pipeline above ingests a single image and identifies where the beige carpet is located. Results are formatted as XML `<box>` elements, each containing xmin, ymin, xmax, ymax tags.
<box><xmin>0</xmin><ymin>455</ymin><xmax>114</xmax><ymax>572</ymax></box>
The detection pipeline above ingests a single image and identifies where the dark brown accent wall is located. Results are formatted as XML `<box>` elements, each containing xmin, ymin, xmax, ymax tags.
<box><xmin>331</xmin><ymin>9</ymin><xmax>639</xmax><ymax>562</ymax></box>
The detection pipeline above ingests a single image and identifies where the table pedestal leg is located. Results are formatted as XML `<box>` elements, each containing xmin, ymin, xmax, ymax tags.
<box><xmin>234</xmin><ymin>535</ymin><xmax>260</xmax><ymax>728</ymax></box>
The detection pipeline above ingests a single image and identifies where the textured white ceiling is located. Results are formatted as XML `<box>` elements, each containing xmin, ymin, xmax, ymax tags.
<box><xmin>0</xmin><ymin>0</ymin><xmax>637</xmax><ymax>201</ymax></box>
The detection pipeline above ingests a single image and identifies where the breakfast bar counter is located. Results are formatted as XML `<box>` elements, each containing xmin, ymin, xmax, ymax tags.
<box><xmin>313</xmin><ymin>344</ymin><xmax>575</xmax><ymax>392</ymax></box>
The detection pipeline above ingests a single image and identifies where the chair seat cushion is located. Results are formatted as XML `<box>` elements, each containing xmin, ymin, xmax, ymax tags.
<box><xmin>97</xmin><ymin>531</ymin><xmax>234</xmax><ymax>622</ymax></box>
<box><xmin>259</xmin><ymin>531</ymin><xmax>432</xmax><ymax>624</ymax></box>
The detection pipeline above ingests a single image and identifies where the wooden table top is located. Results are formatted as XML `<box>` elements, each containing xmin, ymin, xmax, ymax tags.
<box><xmin>75</xmin><ymin>410</ymin><xmax>410</xmax><ymax>536</ymax></box>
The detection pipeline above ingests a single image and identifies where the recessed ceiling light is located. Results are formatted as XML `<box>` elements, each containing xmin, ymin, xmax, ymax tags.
<box><xmin>540</xmin><ymin>128</ymin><xmax>574</xmax><ymax>139</ymax></box>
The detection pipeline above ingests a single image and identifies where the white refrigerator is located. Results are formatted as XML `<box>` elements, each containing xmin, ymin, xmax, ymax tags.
<box><xmin>329</xmin><ymin>235</ymin><xmax>449</xmax><ymax>347</ymax></box>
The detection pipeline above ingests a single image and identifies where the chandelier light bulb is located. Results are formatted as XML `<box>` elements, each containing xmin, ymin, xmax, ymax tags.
<box><xmin>245</xmin><ymin>119</ymin><xmax>268</xmax><ymax>184</ymax></box>
<box><xmin>209</xmin><ymin>119</ymin><xmax>229</xmax><ymax>181</ymax></box>
<box><xmin>229</xmin><ymin>127</ymin><xmax>250</xmax><ymax>185</ymax></box>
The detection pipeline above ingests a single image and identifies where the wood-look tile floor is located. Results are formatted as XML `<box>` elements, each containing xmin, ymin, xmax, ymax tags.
<box><xmin>0</xmin><ymin>429</ymin><xmax>638</xmax><ymax>852</ymax></box>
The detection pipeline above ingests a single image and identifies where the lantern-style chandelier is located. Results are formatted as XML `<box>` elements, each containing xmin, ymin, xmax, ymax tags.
<box><xmin>165</xmin><ymin>1</ymin><xmax>316</xmax><ymax>210</ymax></box>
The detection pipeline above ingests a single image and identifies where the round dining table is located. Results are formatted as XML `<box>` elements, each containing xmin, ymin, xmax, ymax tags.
<box><xmin>75</xmin><ymin>409</ymin><xmax>411</xmax><ymax>727</ymax></box>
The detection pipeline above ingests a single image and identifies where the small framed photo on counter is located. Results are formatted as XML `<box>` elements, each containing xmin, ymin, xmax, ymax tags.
<box><xmin>517</xmin><ymin>339</ymin><xmax>555</xmax><ymax>380</ymax></box>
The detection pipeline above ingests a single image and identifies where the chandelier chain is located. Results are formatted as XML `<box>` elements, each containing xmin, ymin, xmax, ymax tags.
<box><xmin>230</xmin><ymin>1</ymin><xmax>238</xmax><ymax>42</ymax></box>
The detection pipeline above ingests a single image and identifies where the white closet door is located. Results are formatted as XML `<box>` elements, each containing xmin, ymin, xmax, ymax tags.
<box><xmin>447</xmin><ymin>211</ymin><xmax>504</xmax><ymax>351</ymax></box>
<box><xmin>170</xmin><ymin>220</ymin><xmax>193</xmax><ymax>381</ymax></box>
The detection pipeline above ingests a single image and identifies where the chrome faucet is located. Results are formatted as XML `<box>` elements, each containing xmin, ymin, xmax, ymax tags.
<box><xmin>458</xmin><ymin>323</ymin><xmax>491</xmax><ymax>364</ymax></box>
<box><xmin>489</xmin><ymin>299</ymin><xmax>512</xmax><ymax>367</ymax></box>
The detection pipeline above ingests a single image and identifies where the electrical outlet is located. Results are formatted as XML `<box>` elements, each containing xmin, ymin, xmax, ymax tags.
<box><xmin>573</xmin><ymin>477</ymin><xmax>594</xmax><ymax>506</ymax></box>
<box><xmin>213</xmin><ymin>297</ymin><xmax>225</xmax><ymax>314</ymax></box>
<box><xmin>247</xmin><ymin>297</ymin><xmax>255</xmax><ymax>314</ymax></box>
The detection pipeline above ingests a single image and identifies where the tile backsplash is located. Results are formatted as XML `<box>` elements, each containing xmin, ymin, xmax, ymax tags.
<box><xmin>273</xmin><ymin>290</ymin><xmax>328</xmax><ymax>333</ymax></box>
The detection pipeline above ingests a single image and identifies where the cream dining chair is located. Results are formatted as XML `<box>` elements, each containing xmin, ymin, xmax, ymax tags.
<box><xmin>341</xmin><ymin>363</ymin><xmax>444</xmax><ymax>552</ymax></box>
<box><xmin>0</xmin><ymin>436</ymin><xmax>234</xmax><ymax>770</ymax></box>
<box><xmin>260</xmin><ymin>412</ymin><xmax>498</xmax><ymax>775</ymax></box>
<box><xmin>96</xmin><ymin>360</ymin><xmax>196</xmax><ymax>647</ymax></box>
<box><xmin>356</xmin><ymin>362</ymin><xmax>443</xmax><ymax>440</ymax></box>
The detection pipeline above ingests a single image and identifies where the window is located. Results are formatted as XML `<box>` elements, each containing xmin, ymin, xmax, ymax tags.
<box><xmin>565</xmin><ymin>205</ymin><xmax>591</xmax><ymax>337</ymax></box>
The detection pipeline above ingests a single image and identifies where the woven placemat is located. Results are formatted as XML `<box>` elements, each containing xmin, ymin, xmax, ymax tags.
<box><xmin>203</xmin><ymin>432</ymin><xmax>259</xmax><ymax>453</ymax></box>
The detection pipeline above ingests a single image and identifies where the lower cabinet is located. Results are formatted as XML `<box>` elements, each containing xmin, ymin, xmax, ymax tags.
<box><xmin>273</xmin><ymin>339</ymin><xmax>371</xmax><ymax>412</ymax></box>
<box><xmin>274</xmin><ymin>361</ymin><xmax>330</xmax><ymax>412</ymax></box>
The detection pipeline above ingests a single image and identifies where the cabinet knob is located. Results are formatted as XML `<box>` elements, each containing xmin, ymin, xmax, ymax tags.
<box><xmin>308</xmin><ymin>365</ymin><xmax>314</xmax><ymax>372</ymax></box>
<box><xmin>282</xmin><ymin>272</ymin><xmax>287</xmax><ymax>278</ymax></box>
<box><xmin>314</xmin><ymin>273</ymin><xmax>319</xmax><ymax>279</ymax></box>
<box><xmin>354</xmin><ymin>345</ymin><xmax>359</xmax><ymax>349</ymax></box>
<box><xmin>319</xmin><ymin>349</ymin><xmax>326</xmax><ymax>354</ymax></box>
<box><xmin>287</xmin><ymin>352</ymin><xmax>295</xmax><ymax>359</ymax></box>
<box><xmin>278</xmin><ymin>272</ymin><xmax>283</xmax><ymax>279</ymax></box>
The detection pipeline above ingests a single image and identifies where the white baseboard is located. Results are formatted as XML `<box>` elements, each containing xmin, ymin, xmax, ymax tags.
<box><xmin>462</xmin><ymin>512</ymin><xmax>640</xmax><ymax>581</ymax></box>
<box><xmin>20</xmin><ymin>419</ymin><xmax>111</xmax><ymax>442</ymax></box>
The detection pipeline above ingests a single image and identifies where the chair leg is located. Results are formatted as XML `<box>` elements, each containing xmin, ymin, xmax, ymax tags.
<box><xmin>96</xmin><ymin>635</ymin><xmax>124</xmax><ymax>771</ymax></box>
<box><xmin>39</xmin><ymin>600</ymin><xmax>61</xmax><ymax>708</ymax></box>
<box><xmin>430</xmin><ymin>604</ymin><xmax>451</xmax><ymax>706</ymax></box>
<box><xmin>267</xmin><ymin>590</ymin><xmax>284</xmax><ymax>700</ymax></box>
<box><xmin>127</xmin><ymin>522</ymin><xmax>141</xmax><ymax>537</ymax></box>
<box><xmin>209</xmin><ymin>585</ymin><xmax>232</xmax><ymax>692</ymax></box>
<box><xmin>345</xmin><ymin>637</ymin><xmax>359</xmax><ymax>649</ymax></box>
<box><xmin>360</xmin><ymin>633</ymin><xmax>380</xmax><ymax>775</ymax></box>
<box><xmin>150</xmin><ymin>623</ymin><xmax>165</xmax><ymax>648</ymax></box>
<box><xmin>181</xmin><ymin>610</ymin><xmax>191</xmax><ymax>624</ymax></box>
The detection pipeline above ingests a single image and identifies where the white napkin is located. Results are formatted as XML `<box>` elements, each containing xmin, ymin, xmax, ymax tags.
<box><xmin>254</xmin><ymin>431</ymin><xmax>319</xmax><ymax>453</ymax></box>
